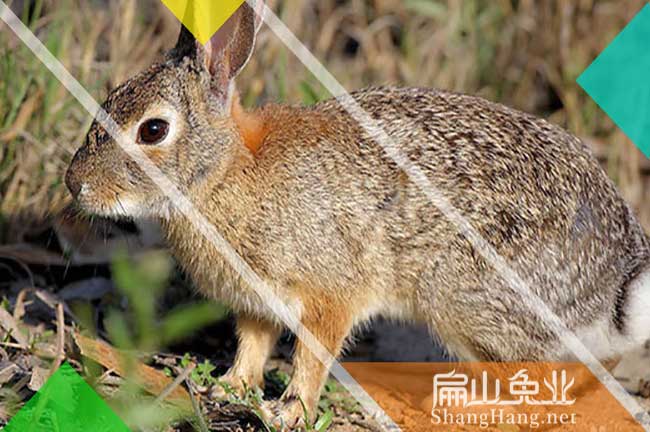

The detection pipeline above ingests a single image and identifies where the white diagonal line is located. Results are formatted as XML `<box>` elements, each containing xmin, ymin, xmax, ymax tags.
<box><xmin>255</xmin><ymin>1</ymin><xmax>650</xmax><ymax>428</ymax></box>
<box><xmin>0</xmin><ymin>3</ymin><xmax>399</xmax><ymax>430</ymax></box>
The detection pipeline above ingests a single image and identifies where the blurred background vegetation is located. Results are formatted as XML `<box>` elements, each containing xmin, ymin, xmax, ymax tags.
<box><xmin>1</xmin><ymin>0</ymin><xmax>650</xmax><ymax>241</ymax></box>
<box><xmin>2</xmin><ymin>0</ymin><xmax>650</xmax><ymax>429</ymax></box>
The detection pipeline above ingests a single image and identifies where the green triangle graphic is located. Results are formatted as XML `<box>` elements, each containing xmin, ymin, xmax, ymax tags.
<box><xmin>578</xmin><ymin>4</ymin><xmax>650</xmax><ymax>158</ymax></box>
<box><xmin>2</xmin><ymin>362</ymin><xmax>131</xmax><ymax>432</ymax></box>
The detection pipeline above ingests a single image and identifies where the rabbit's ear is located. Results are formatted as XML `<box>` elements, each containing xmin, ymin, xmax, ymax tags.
<box><xmin>170</xmin><ymin>24</ymin><xmax>197</xmax><ymax>60</ymax></box>
<box><xmin>203</xmin><ymin>0</ymin><xmax>265</xmax><ymax>82</ymax></box>
<box><xmin>170</xmin><ymin>1</ymin><xmax>265</xmax><ymax>108</ymax></box>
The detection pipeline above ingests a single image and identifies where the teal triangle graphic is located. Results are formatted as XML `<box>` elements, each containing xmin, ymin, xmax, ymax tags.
<box><xmin>578</xmin><ymin>3</ymin><xmax>650</xmax><ymax>158</ymax></box>
<box><xmin>2</xmin><ymin>362</ymin><xmax>131</xmax><ymax>432</ymax></box>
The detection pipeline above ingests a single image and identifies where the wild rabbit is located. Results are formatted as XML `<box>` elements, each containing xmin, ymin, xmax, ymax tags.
<box><xmin>65</xmin><ymin>0</ymin><xmax>650</xmax><ymax>428</ymax></box>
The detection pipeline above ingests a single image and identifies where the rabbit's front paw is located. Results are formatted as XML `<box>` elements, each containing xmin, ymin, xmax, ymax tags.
<box><xmin>260</xmin><ymin>397</ymin><xmax>307</xmax><ymax>431</ymax></box>
<box><xmin>210</xmin><ymin>373</ymin><xmax>251</xmax><ymax>399</ymax></box>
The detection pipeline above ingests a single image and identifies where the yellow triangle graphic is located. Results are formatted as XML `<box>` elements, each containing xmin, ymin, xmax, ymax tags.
<box><xmin>160</xmin><ymin>0</ymin><xmax>246</xmax><ymax>45</ymax></box>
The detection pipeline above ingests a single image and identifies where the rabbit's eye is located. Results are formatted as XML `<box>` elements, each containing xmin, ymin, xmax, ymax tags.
<box><xmin>138</xmin><ymin>119</ymin><xmax>169</xmax><ymax>145</ymax></box>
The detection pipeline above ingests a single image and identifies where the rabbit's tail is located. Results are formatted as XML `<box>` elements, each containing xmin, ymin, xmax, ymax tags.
<box><xmin>619</xmin><ymin>268</ymin><xmax>650</xmax><ymax>347</ymax></box>
<box><xmin>571</xmin><ymin>269</ymin><xmax>650</xmax><ymax>362</ymax></box>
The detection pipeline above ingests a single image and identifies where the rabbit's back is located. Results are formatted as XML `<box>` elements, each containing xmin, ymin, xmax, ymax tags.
<box><xmin>249</xmin><ymin>86</ymin><xmax>650</xmax><ymax>360</ymax></box>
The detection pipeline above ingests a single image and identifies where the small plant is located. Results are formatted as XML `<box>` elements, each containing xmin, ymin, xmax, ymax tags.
<box><xmin>265</xmin><ymin>368</ymin><xmax>291</xmax><ymax>390</ymax></box>
<box><xmin>190</xmin><ymin>360</ymin><xmax>218</xmax><ymax>388</ymax></box>
<box><xmin>84</xmin><ymin>251</ymin><xmax>229</xmax><ymax>430</ymax></box>
<box><xmin>320</xmin><ymin>379</ymin><xmax>361</xmax><ymax>415</ymax></box>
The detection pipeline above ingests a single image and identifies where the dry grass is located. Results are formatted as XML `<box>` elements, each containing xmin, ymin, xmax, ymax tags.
<box><xmin>2</xmin><ymin>0</ymin><xmax>650</xmax><ymax>240</ymax></box>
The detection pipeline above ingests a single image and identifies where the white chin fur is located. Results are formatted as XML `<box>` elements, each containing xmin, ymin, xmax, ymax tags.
<box><xmin>106</xmin><ymin>198</ymin><xmax>171</xmax><ymax>220</ymax></box>
<box><xmin>107</xmin><ymin>197</ymin><xmax>149</xmax><ymax>219</ymax></box>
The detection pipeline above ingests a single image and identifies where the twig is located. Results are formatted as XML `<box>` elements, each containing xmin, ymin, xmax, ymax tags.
<box><xmin>0</xmin><ymin>341</ymin><xmax>24</xmax><ymax>349</ymax></box>
<box><xmin>187</xmin><ymin>377</ymin><xmax>210</xmax><ymax>432</ymax></box>
<box><xmin>73</xmin><ymin>332</ymin><xmax>192</xmax><ymax>411</ymax></box>
<box><xmin>98</xmin><ymin>367</ymin><xmax>117</xmax><ymax>383</ymax></box>
<box><xmin>0</xmin><ymin>306</ymin><xmax>29</xmax><ymax>348</ymax></box>
<box><xmin>154</xmin><ymin>362</ymin><xmax>195</xmax><ymax>406</ymax></box>
<box><xmin>51</xmin><ymin>302</ymin><xmax>66</xmax><ymax>372</ymax></box>
<box><xmin>13</xmin><ymin>288</ymin><xmax>31</xmax><ymax>321</ymax></box>
<box><xmin>34</xmin><ymin>289</ymin><xmax>77</xmax><ymax>322</ymax></box>
<box><xmin>11</xmin><ymin>374</ymin><xmax>30</xmax><ymax>394</ymax></box>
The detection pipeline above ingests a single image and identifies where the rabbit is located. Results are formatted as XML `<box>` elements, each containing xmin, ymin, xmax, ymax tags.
<box><xmin>65</xmin><ymin>0</ymin><xmax>650</xmax><ymax>428</ymax></box>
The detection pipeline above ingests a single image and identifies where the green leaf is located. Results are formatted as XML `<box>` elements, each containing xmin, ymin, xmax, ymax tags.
<box><xmin>180</xmin><ymin>353</ymin><xmax>192</xmax><ymax>368</ymax></box>
<box><xmin>191</xmin><ymin>360</ymin><xmax>218</xmax><ymax>387</ymax></box>
<box><xmin>104</xmin><ymin>310</ymin><xmax>134</xmax><ymax>350</ymax></box>
<box><xmin>111</xmin><ymin>251</ymin><xmax>172</xmax><ymax>349</ymax></box>
<box><xmin>160</xmin><ymin>302</ymin><xmax>228</xmax><ymax>346</ymax></box>
<box><xmin>314</xmin><ymin>410</ymin><xmax>334</xmax><ymax>432</ymax></box>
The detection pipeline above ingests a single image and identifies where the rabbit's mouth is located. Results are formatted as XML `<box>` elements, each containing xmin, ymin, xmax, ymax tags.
<box><xmin>72</xmin><ymin>183</ymin><xmax>139</xmax><ymax>220</ymax></box>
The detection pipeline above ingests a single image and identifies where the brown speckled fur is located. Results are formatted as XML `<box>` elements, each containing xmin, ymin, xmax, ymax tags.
<box><xmin>66</xmin><ymin>2</ymin><xmax>650</xmax><ymax>427</ymax></box>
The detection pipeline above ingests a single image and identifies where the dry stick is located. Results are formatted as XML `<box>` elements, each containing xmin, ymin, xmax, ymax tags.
<box><xmin>154</xmin><ymin>362</ymin><xmax>196</xmax><ymax>406</ymax></box>
<box><xmin>98</xmin><ymin>367</ymin><xmax>117</xmax><ymax>383</ymax></box>
<box><xmin>51</xmin><ymin>302</ymin><xmax>66</xmax><ymax>372</ymax></box>
<box><xmin>74</xmin><ymin>332</ymin><xmax>192</xmax><ymax>411</ymax></box>
<box><xmin>11</xmin><ymin>373</ymin><xmax>30</xmax><ymax>394</ymax></box>
<box><xmin>186</xmin><ymin>377</ymin><xmax>210</xmax><ymax>432</ymax></box>
<box><xmin>13</xmin><ymin>288</ymin><xmax>30</xmax><ymax>321</ymax></box>
<box><xmin>0</xmin><ymin>341</ymin><xmax>24</xmax><ymax>349</ymax></box>
<box><xmin>34</xmin><ymin>289</ymin><xmax>77</xmax><ymax>321</ymax></box>
<box><xmin>0</xmin><ymin>306</ymin><xmax>29</xmax><ymax>348</ymax></box>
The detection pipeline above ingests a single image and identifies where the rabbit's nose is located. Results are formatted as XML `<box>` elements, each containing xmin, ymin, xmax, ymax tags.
<box><xmin>65</xmin><ymin>149</ymin><xmax>88</xmax><ymax>199</ymax></box>
<box><xmin>66</xmin><ymin>144</ymin><xmax>94</xmax><ymax>199</ymax></box>
<box><xmin>65</xmin><ymin>166</ymin><xmax>83</xmax><ymax>199</ymax></box>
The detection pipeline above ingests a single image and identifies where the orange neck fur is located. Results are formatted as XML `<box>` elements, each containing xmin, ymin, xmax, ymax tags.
<box><xmin>231</xmin><ymin>93</ymin><xmax>268</xmax><ymax>155</ymax></box>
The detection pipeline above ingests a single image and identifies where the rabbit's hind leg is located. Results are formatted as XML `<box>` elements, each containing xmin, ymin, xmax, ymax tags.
<box><xmin>262</xmin><ymin>293</ymin><xmax>355</xmax><ymax>430</ymax></box>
